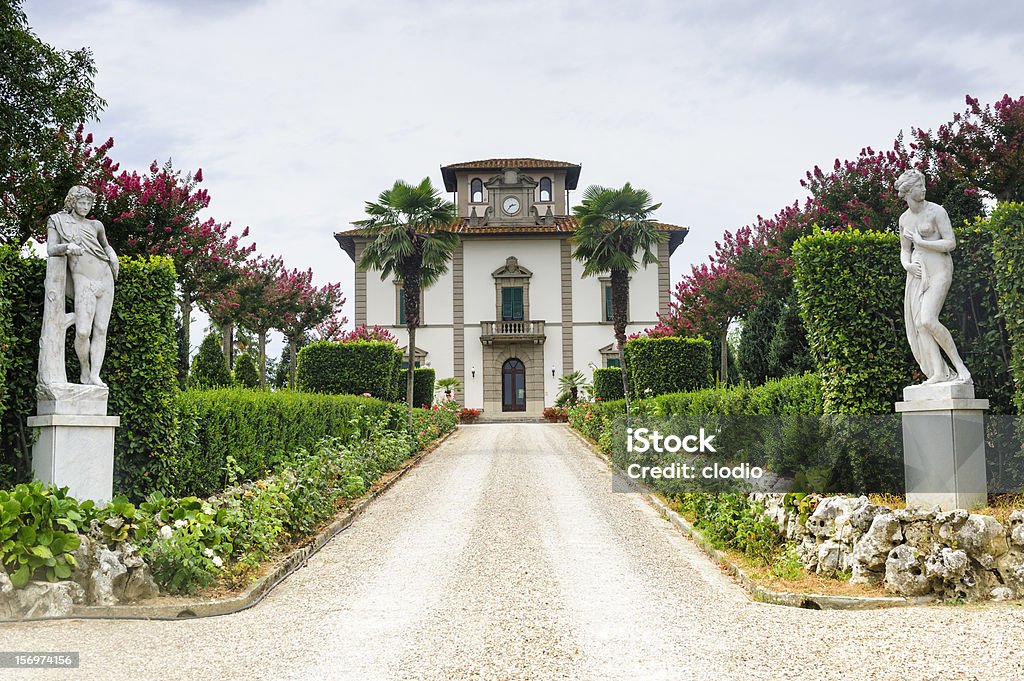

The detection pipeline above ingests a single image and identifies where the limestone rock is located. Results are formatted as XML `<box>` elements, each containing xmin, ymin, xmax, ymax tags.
<box><xmin>816</xmin><ymin>540</ymin><xmax>843</xmax><ymax>576</ymax></box>
<box><xmin>90</xmin><ymin>546</ymin><xmax>128</xmax><ymax>606</ymax></box>
<box><xmin>935</xmin><ymin>509</ymin><xmax>969</xmax><ymax>543</ymax></box>
<box><xmin>990</xmin><ymin>586</ymin><xmax>1016</xmax><ymax>601</ymax></box>
<box><xmin>885</xmin><ymin>544</ymin><xmax>931</xmax><ymax>596</ymax></box>
<box><xmin>0</xmin><ymin>580</ymin><xmax>84</xmax><ymax>619</ymax></box>
<box><xmin>955</xmin><ymin>514</ymin><xmax>1009</xmax><ymax>569</ymax></box>
<box><xmin>121</xmin><ymin>562</ymin><xmax>159</xmax><ymax>603</ymax></box>
<box><xmin>853</xmin><ymin>513</ymin><xmax>902</xmax><ymax>571</ymax></box>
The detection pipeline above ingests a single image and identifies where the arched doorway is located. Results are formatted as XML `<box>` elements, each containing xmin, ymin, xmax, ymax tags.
<box><xmin>501</xmin><ymin>358</ymin><xmax>526</xmax><ymax>412</ymax></box>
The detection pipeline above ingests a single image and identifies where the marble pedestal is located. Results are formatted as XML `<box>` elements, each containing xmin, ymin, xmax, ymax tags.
<box><xmin>895</xmin><ymin>383</ymin><xmax>988</xmax><ymax>511</ymax></box>
<box><xmin>28</xmin><ymin>384</ymin><xmax>119</xmax><ymax>504</ymax></box>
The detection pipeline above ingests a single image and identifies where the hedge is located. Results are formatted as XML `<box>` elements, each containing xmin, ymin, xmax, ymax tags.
<box><xmin>793</xmin><ymin>226</ymin><xmax>1014</xmax><ymax>415</ymax></box>
<box><xmin>397</xmin><ymin>367</ymin><xmax>436</xmax><ymax>407</ymax></box>
<box><xmin>593</xmin><ymin>367</ymin><xmax>625</xmax><ymax>401</ymax></box>
<box><xmin>295</xmin><ymin>340</ymin><xmax>402</xmax><ymax>399</ymax></box>
<box><xmin>171</xmin><ymin>389</ymin><xmax>405</xmax><ymax>497</ymax></box>
<box><xmin>233</xmin><ymin>352</ymin><xmax>259</xmax><ymax>389</ymax></box>
<box><xmin>0</xmin><ymin>255</ymin><xmax>179</xmax><ymax>496</ymax></box>
<box><xmin>623</xmin><ymin>336</ymin><xmax>713</xmax><ymax>399</ymax></box>
<box><xmin>989</xmin><ymin>204</ymin><xmax>1024</xmax><ymax>413</ymax></box>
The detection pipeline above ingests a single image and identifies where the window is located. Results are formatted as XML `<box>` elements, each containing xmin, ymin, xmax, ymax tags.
<box><xmin>603</xmin><ymin>284</ymin><xmax>614</xmax><ymax>322</ymax></box>
<box><xmin>471</xmin><ymin>178</ymin><xmax>484</xmax><ymax>203</ymax></box>
<box><xmin>398</xmin><ymin>287</ymin><xmax>407</xmax><ymax>325</ymax></box>
<box><xmin>606</xmin><ymin>357</ymin><xmax>621</xmax><ymax>368</ymax></box>
<box><xmin>502</xmin><ymin>286</ymin><xmax>524</xmax><ymax>321</ymax></box>
<box><xmin>539</xmin><ymin>177</ymin><xmax>552</xmax><ymax>202</ymax></box>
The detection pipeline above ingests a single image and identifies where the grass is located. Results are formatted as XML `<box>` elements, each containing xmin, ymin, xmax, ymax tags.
<box><xmin>868</xmin><ymin>493</ymin><xmax>1023</xmax><ymax>523</ymax></box>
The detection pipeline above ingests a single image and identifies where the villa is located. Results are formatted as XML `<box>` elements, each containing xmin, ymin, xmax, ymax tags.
<box><xmin>335</xmin><ymin>158</ymin><xmax>688</xmax><ymax>417</ymax></box>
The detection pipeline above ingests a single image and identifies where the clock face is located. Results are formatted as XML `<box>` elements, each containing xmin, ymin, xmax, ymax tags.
<box><xmin>502</xmin><ymin>196</ymin><xmax>521</xmax><ymax>215</ymax></box>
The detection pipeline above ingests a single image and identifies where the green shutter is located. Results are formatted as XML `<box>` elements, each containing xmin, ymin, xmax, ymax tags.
<box><xmin>604</xmin><ymin>285</ymin><xmax>613</xmax><ymax>321</ymax></box>
<box><xmin>502</xmin><ymin>287</ymin><xmax>523</xmax><ymax>321</ymax></box>
<box><xmin>399</xmin><ymin>287</ymin><xmax>406</xmax><ymax>325</ymax></box>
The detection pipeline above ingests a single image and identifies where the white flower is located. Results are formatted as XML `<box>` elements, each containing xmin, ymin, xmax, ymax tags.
<box><xmin>173</xmin><ymin>519</ymin><xmax>187</xmax><ymax>529</ymax></box>
<box><xmin>203</xmin><ymin>548</ymin><xmax>214</xmax><ymax>558</ymax></box>
<box><xmin>212</xmin><ymin>556</ymin><xmax>223</xmax><ymax>568</ymax></box>
<box><xmin>159</xmin><ymin>525</ymin><xmax>173</xmax><ymax>539</ymax></box>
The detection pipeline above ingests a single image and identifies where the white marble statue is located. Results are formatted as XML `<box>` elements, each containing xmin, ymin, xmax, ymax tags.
<box><xmin>38</xmin><ymin>185</ymin><xmax>119</xmax><ymax>387</ymax></box>
<box><xmin>897</xmin><ymin>169</ymin><xmax>971</xmax><ymax>386</ymax></box>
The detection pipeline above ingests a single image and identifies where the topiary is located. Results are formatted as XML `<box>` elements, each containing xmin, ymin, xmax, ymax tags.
<box><xmin>233</xmin><ymin>352</ymin><xmax>260</xmax><ymax>389</ymax></box>
<box><xmin>189</xmin><ymin>333</ymin><xmax>233</xmax><ymax>390</ymax></box>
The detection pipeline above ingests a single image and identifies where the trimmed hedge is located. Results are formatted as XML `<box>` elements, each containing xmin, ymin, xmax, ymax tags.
<box><xmin>989</xmin><ymin>204</ymin><xmax>1024</xmax><ymax>413</ymax></box>
<box><xmin>0</xmin><ymin>255</ymin><xmax>179</xmax><ymax>495</ymax></box>
<box><xmin>171</xmin><ymin>389</ymin><xmax>405</xmax><ymax>497</ymax></box>
<box><xmin>792</xmin><ymin>230</ymin><xmax>910</xmax><ymax>414</ymax></box>
<box><xmin>593</xmin><ymin>367</ymin><xmax>625</xmax><ymax>401</ymax></box>
<box><xmin>623</xmin><ymin>336</ymin><xmax>713</xmax><ymax>399</ymax></box>
<box><xmin>397</xmin><ymin>367</ymin><xmax>436</xmax><ymax>407</ymax></box>
<box><xmin>105</xmin><ymin>257</ymin><xmax>181</xmax><ymax>500</ymax></box>
<box><xmin>296</xmin><ymin>340</ymin><xmax>402</xmax><ymax>399</ymax></box>
<box><xmin>650</xmin><ymin>373</ymin><xmax>823</xmax><ymax>418</ymax></box>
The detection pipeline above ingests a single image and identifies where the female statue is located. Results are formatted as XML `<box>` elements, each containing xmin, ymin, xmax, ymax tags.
<box><xmin>896</xmin><ymin>169</ymin><xmax>971</xmax><ymax>385</ymax></box>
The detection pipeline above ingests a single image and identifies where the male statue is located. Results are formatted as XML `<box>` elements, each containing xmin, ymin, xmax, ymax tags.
<box><xmin>38</xmin><ymin>185</ymin><xmax>119</xmax><ymax>387</ymax></box>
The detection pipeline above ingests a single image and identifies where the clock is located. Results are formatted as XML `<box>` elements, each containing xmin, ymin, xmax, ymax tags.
<box><xmin>502</xmin><ymin>196</ymin><xmax>521</xmax><ymax>215</ymax></box>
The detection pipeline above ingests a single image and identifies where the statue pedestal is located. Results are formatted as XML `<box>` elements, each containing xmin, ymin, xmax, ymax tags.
<box><xmin>28</xmin><ymin>385</ymin><xmax>119</xmax><ymax>504</ymax></box>
<box><xmin>895</xmin><ymin>383</ymin><xmax>988</xmax><ymax>512</ymax></box>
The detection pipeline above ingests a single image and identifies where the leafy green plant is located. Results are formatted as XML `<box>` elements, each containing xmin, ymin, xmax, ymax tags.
<box><xmin>624</xmin><ymin>336</ymin><xmax>713</xmax><ymax>399</ymax></box>
<box><xmin>0</xmin><ymin>482</ymin><xmax>88</xmax><ymax>587</ymax></box>
<box><xmin>233</xmin><ymin>352</ymin><xmax>260</xmax><ymax>389</ymax></box>
<box><xmin>296</xmin><ymin>340</ymin><xmax>402</xmax><ymax>399</ymax></box>
<box><xmin>592</xmin><ymin>367</ymin><xmax>625</xmax><ymax>401</ymax></box>
<box><xmin>556</xmin><ymin>371</ymin><xmax>590</xmax><ymax>407</ymax></box>
<box><xmin>397</xmin><ymin>368</ymin><xmax>436</xmax><ymax>407</ymax></box>
<box><xmin>436</xmin><ymin>377</ymin><xmax>461</xmax><ymax>400</ymax></box>
<box><xmin>771</xmin><ymin>544</ymin><xmax>805</xmax><ymax>580</ymax></box>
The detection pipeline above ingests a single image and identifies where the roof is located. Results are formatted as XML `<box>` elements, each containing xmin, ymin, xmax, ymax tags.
<box><xmin>334</xmin><ymin>219</ymin><xmax>689</xmax><ymax>259</ymax></box>
<box><xmin>440</xmin><ymin>158</ymin><xmax>581</xmax><ymax>192</ymax></box>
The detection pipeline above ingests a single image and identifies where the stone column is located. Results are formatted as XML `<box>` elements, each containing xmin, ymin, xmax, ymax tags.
<box><xmin>28</xmin><ymin>384</ymin><xmax>119</xmax><ymax>504</ymax></box>
<box><xmin>895</xmin><ymin>383</ymin><xmax>988</xmax><ymax>511</ymax></box>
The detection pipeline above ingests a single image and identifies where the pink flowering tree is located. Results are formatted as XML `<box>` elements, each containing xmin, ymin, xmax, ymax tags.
<box><xmin>5</xmin><ymin>124</ymin><xmax>117</xmax><ymax>247</ymax></box>
<box><xmin>233</xmin><ymin>255</ymin><xmax>287</xmax><ymax>386</ymax></box>
<box><xmin>336</xmin><ymin>325</ymin><xmax>398</xmax><ymax>343</ymax></box>
<box><xmin>92</xmin><ymin>160</ymin><xmax>256</xmax><ymax>358</ymax></box>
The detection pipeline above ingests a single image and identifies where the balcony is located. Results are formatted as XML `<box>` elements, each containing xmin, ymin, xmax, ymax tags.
<box><xmin>479</xmin><ymin>320</ymin><xmax>546</xmax><ymax>345</ymax></box>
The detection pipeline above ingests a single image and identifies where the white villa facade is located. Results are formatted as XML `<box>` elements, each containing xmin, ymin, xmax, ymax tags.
<box><xmin>335</xmin><ymin>158</ymin><xmax>688</xmax><ymax>418</ymax></box>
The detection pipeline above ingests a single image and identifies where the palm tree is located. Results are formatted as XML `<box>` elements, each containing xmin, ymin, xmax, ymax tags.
<box><xmin>572</xmin><ymin>183</ymin><xmax>665</xmax><ymax>413</ymax></box>
<box><xmin>557</xmin><ymin>370</ymin><xmax>590</xmax><ymax>406</ymax></box>
<box><xmin>356</xmin><ymin>178</ymin><xmax>458</xmax><ymax>431</ymax></box>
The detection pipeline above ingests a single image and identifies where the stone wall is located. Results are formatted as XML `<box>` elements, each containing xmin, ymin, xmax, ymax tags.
<box><xmin>752</xmin><ymin>493</ymin><xmax>1024</xmax><ymax>601</ymax></box>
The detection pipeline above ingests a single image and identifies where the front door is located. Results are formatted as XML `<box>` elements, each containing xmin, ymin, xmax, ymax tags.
<box><xmin>501</xmin><ymin>358</ymin><xmax>526</xmax><ymax>412</ymax></box>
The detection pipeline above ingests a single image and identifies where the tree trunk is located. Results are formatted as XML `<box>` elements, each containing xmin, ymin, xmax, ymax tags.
<box><xmin>720</xmin><ymin>325</ymin><xmax>729</xmax><ymax>385</ymax></box>
<box><xmin>179</xmin><ymin>293</ymin><xmax>193</xmax><ymax>378</ymax></box>
<box><xmin>258</xmin><ymin>329</ymin><xmax>267</xmax><ymax>387</ymax></box>
<box><xmin>221</xmin><ymin>322</ymin><xmax>234</xmax><ymax>369</ymax></box>
<box><xmin>406</xmin><ymin>325</ymin><xmax>416</xmax><ymax>431</ymax></box>
<box><xmin>289</xmin><ymin>338</ymin><xmax>298</xmax><ymax>389</ymax></box>
<box><xmin>611</xmin><ymin>268</ymin><xmax>631</xmax><ymax>414</ymax></box>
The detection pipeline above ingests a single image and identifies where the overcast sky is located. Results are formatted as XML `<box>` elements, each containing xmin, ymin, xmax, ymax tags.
<box><xmin>25</xmin><ymin>0</ymin><xmax>1024</xmax><ymax>357</ymax></box>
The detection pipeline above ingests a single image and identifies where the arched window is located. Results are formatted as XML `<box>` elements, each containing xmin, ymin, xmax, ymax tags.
<box><xmin>471</xmin><ymin>178</ymin><xmax>484</xmax><ymax>203</ymax></box>
<box><xmin>539</xmin><ymin>177</ymin><xmax>552</xmax><ymax>202</ymax></box>
<box><xmin>502</xmin><ymin>358</ymin><xmax>526</xmax><ymax>412</ymax></box>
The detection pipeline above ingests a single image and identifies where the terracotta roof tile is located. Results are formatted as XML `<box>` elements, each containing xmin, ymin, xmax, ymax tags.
<box><xmin>441</xmin><ymin>158</ymin><xmax>579</xmax><ymax>170</ymax></box>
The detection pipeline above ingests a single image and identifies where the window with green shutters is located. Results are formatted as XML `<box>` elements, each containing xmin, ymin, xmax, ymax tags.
<box><xmin>502</xmin><ymin>286</ymin><xmax>524</xmax><ymax>321</ymax></box>
<box><xmin>604</xmin><ymin>285</ymin><xmax>613</xmax><ymax>322</ymax></box>
<box><xmin>398</xmin><ymin>287</ymin><xmax>406</xmax><ymax>325</ymax></box>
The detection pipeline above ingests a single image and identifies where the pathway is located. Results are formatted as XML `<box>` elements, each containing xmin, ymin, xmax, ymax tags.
<box><xmin>1</xmin><ymin>424</ymin><xmax>1022</xmax><ymax>680</ymax></box>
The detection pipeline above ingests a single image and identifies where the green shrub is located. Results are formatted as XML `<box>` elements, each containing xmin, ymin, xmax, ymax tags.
<box><xmin>624</xmin><ymin>336</ymin><xmax>713</xmax><ymax>399</ymax></box>
<box><xmin>0</xmin><ymin>482</ymin><xmax>89</xmax><ymax>586</ymax></box>
<box><xmin>233</xmin><ymin>352</ymin><xmax>260</xmax><ymax>389</ymax></box>
<box><xmin>171</xmin><ymin>388</ymin><xmax>404</xmax><ymax>498</ymax></box>
<box><xmin>189</xmin><ymin>333</ymin><xmax>233</xmax><ymax>390</ymax></box>
<box><xmin>593</xmin><ymin>367</ymin><xmax>625</xmax><ymax>401</ymax></box>
<box><xmin>397</xmin><ymin>367</ymin><xmax>436</xmax><ymax>407</ymax></box>
<box><xmin>989</xmin><ymin>204</ymin><xmax>1024</xmax><ymax>413</ymax></box>
<box><xmin>676</xmin><ymin>492</ymin><xmax>781</xmax><ymax>565</ymax></box>
<box><xmin>296</xmin><ymin>340</ymin><xmax>402</xmax><ymax>399</ymax></box>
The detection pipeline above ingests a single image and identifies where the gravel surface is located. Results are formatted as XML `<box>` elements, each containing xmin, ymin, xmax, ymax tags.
<box><xmin>1</xmin><ymin>423</ymin><xmax>1023</xmax><ymax>680</ymax></box>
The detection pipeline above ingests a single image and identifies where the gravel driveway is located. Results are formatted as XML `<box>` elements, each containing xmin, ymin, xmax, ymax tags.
<box><xmin>1</xmin><ymin>423</ymin><xmax>1022</xmax><ymax>680</ymax></box>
